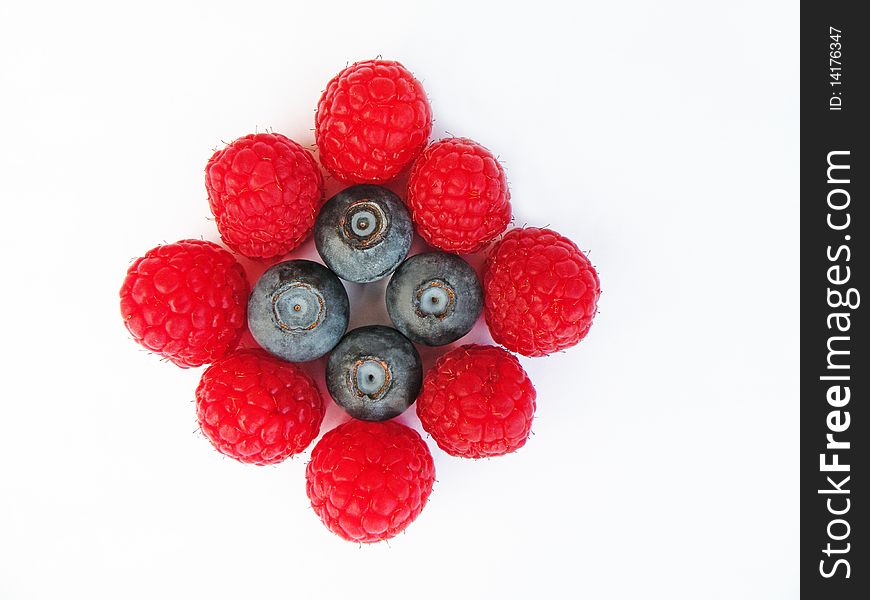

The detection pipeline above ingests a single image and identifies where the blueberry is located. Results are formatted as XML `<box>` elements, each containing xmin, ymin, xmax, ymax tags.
<box><xmin>314</xmin><ymin>184</ymin><xmax>413</xmax><ymax>283</ymax></box>
<box><xmin>386</xmin><ymin>252</ymin><xmax>483</xmax><ymax>346</ymax></box>
<box><xmin>248</xmin><ymin>260</ymin><xmax>349</xmax><ymax>362</ymax></box>
<box><xmin>326</xmin><ymin>325</ymin><xmax>422</xmax><ymax>421</ymax></box>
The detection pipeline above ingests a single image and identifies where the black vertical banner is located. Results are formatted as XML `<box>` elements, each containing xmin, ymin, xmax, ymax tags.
<box><xmin>802</xmin><ymin>2</ymin><xmax>868</xmax><ymax>598</ymax></box>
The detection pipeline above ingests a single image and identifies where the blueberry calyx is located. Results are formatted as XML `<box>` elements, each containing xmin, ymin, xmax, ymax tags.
<box><xmin>351</xmin><ymin>357</ymin><xmax>392</xmax><ymax>400</ymax></box>
<box><xmin>272</xmin><ymin>282</ymin><xmax>325</xmax><ymax>332</ymax></box>
<box><xmin>341</xmin><ymin>200</ymin><xmax>388</xmax><ymax>249</ymax></box>
<box><xmin>414</xmin><ymin>279</ymin><xmax>455</xmax><ymax>319</ymax></box>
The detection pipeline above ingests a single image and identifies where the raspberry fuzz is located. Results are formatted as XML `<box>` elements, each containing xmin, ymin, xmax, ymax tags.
<box><xmin>417</xmin><ymin>345</ymin><xmax>536</xmax><ymax>458</ymax></box>
<box><xmin>205</xmin><ymin>133</ymin><xmax>323</xmax><ymax>259</ymax></box>
<box><xmin>407</xmin><ymin>138</ymin><xmax>511</xmax><ymax>253</ymax></box>
<box><xmin>120</xmin><ymin>240</ymin><xmax>249</xmax><ymax>368</ymax></box>
<box><xmin>306</xmin><ymin>420</ymin><xmax>435</xmax><ymax>543</ymax></box>
<box><xmin>315</xmin><ymin>59</ymin><xmax>432</xmax><ymax>184</ymax></box>
<box><xmin>484</xmin><ymin>227</ymin><xmax>600</xmax><ymax>357</ymax></box>
<box><xmin>195</xmin><ymin>350</ymin><xmax>324</xmax><ymax>465</ymax></box>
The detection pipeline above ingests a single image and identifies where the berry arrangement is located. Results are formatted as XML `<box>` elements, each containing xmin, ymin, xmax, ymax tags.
<box><xmin>120</xmin><ymin>59</ymin><xmax>601</xmax><ymax>543</ymax></box>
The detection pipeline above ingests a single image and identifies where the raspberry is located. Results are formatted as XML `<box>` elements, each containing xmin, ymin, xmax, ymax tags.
<box><xmin>315</xmin><ymin>59</ymin><xmax>432</xmax><ymax>184</ymax></box>
<box><xmin>407</xmin><ymin>138</ymin><xmax>511</xmax><ymax>253</ymax></box>
<box><xmin>205</xmin><ymin>133</ymin><xmax>323</xmax><ymax>259</ymax></box>
<box><xmin>195</xmin><ymin>349</ymin><xmax>324</xmax><ymax>465</ymax></box>
<box><xmin>120</xmin><ymin>240</ymin><xmax>249</xmax><ymax>368</ymax></box>
<box><xmin>484</xmin><ymin>228</ymin><xmax>600</xmax><ymax>357</ymax></box>
<box><xmin>306</xmin><ymin>420</ymin><xmax>435</xmax><ymax>543</ymax></box>
<box><xmin>417</xmin><ymin>345</ymin><xmax>535</xmax><ymax>458</ymax></box>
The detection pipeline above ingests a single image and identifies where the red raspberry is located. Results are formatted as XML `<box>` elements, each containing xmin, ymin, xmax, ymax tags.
<box><xmin>306</xmin><ymin>420</ymin><xmax>435</xmax><ymax>543</ymax></box>
<box><xmin>120</xmin><ymin>240</ymin><xmax>249</xmax><ymax>368</ymax></box>
<box><xmin>195</xmin><ymin>350</ymin><xmax>324</xmax><ymax>465</ymax></box>
<box><xmin>205</xmin><ymin>133</ymin><xmax>323</xmax><ymax>259</ymax></box>
<box><xmin>407</xmin><ymin>138</ymin><xmax>511</xmax><ymax>253</ymax></box>
<box><xmin>484</xmin><ymin>228</ymin><xmax>600</xmax><ymax>357</ymax></box>
<box><xmin>417</xmin><ymin>345</ymin><xmax>535</xmax><ymax>458</ymax></box>
<box><xmin>315</xmin><ymin>59</ymin><xmax>432</xmax><ymax>184</ymax></box>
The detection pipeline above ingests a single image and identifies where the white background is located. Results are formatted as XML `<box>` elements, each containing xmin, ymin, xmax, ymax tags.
<box><xmin>0</xmin><ymin>1</ymin><xmax>799</xmax><ymax>598</ymax></box>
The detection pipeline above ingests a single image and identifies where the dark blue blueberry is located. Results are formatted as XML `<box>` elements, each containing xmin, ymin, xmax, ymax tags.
<box><xmin>386</xmin><ymin>252</ymin><xmax>483</xmax><ymax>346</ymax></box>
<box><xmin>248</xmin><ymin>260</ymin><xmax>349</xmax><ymax>362</ymax></box>
<box><xmin>326</xmin><ymin>325</ymin><xmax>422</xmax><ymax>421</ymax></box>
<box><xmin>314</xmin><ymin>184</ymin><xmax>413</xmax><ymax>283</ymax></box>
